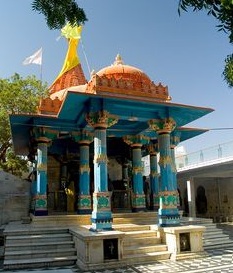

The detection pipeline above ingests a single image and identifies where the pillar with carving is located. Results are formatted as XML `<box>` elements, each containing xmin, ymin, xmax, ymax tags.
<box><xmin>86</xmin><ymin>110</ymin><xmax>118</xmax><ymax>231</ymax></box>
<box><xmin>123</xmin><ymin>135</ymin><xmax>150</xmax><ymax>212</ymax></box>
<box><xmin>147</xmin><ymin>142</ymin><xmax>159</xmax><ymax>210</ymax></box>
<box><xmin>32</xmin><ymin>128</ymin><xmax>57</xmax><ymax>216</ymax></box>
<box><xmin>148</xmin><ymin>118</ymin><xmax>180</xmax><ymax>226</ymax></box>
<box><xmin>171</xmin><ymin>132</ymin><xmax>181</xmax><ymax>207</ymax></box>
<box><xmin>73</xmin><ymin>130</ymin><xmax>93</xmax><ymax>214</ymax></box>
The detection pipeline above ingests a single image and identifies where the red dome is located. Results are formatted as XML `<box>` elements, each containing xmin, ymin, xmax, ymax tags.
<box><xmin>96</xmin><ymin>54</ymin><xmax>152</xmax><ymax>85</ymax></box>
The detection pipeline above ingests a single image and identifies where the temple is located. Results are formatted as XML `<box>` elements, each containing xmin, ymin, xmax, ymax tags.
<box><xmin>9</xmin><ymin>25</ymin><xmax>214</xmax><ymax>231</ymax></box>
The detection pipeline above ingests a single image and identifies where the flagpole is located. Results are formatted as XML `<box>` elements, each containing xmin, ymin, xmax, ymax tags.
<box><xmin>39</xmin><ymin>62</ymin><xmax>43</xmax><ymax>92</ymax></box>
<box><xmin>81</xmin><ymin>39</ymin><xmax>91</xmax><ymax>77</ymax></box>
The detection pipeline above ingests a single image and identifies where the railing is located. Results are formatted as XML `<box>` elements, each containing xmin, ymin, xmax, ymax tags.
<box><xmin>176</xmin><ymin>140</ymin><xmax>233</xmax><ymax>171</ymax></box>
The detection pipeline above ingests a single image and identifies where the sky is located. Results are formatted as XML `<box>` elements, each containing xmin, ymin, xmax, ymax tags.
<box><xmin>0</xmin><ymin>0</ymin><xmax>233</xmax><ymax>154</ymax></box>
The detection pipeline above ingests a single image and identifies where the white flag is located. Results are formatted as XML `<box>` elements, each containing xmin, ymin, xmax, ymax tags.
<box><xmin>23</xmin><ymin>48</ymin><xmax>42</xmax><ymax>65</ymax></box>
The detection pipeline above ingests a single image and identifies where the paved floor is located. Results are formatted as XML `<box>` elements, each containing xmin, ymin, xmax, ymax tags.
<box><xmin>1</xmin><ymin>223</ymin><xmax>233</xmax><ymax>273</ymax></box>
<box><xmin>1</xmin><ymin>247</ymin><xmax>233</xmax><ymax>273</ymax></box>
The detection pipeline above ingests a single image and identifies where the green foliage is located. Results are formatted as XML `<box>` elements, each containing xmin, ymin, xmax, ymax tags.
<box><xmin>223</xmin><ymin>54</ymin><xmax>233</xmax><ymax>88</ymax></box>
<box><xmin>178</xmin><ymin>0</ymin><xmax>233</xmax><ymax>88</ymax></box>
<box><xmin>1</xmin><ymin>149</ymin><xmax>28</xmax><ymax>177</ymax></box>
<box><xmin>179</xmin><ymin>0</ymin><xmax>233</xmax><ymax>42</ymax></box>
<box><xmin>32</xmin><ymin>0</ymin><xmax>87</xmax><ymax>29</ymax></box>
<box><xmin>0</xmin><ymin>73</ymin><xmax>48</xmax><ymax>177</ymax></box>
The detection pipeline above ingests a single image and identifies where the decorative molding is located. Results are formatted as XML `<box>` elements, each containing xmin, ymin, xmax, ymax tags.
<box><xmin>80</xmin><ymin>164</ymin><xmax>90</xmax><ymax>174</ymax></box>
<box><xmin>159</xmin><ymin>190</ymin><xmax>178</xmax><ymax>209</ymax></box>
<box><xmin>132</xmin><ymin>166</ymin><xmax>144</xmax><ymax>175</ymax></box>
<box><xmin>93</xmin><ymin>154</ymin><xmax>108</xmax><ymax>164</ymax></box>
<box><xmin>77</xmin><ymin>195</ymin><xmax>92</xmax><ymax>209</ymax></box>
<box><xmin>86</xmin><ymin>74</ymin><xmax>171</xmax><ymax>102</ymax></box>
<box><xmin>159</xmin><ymin>155</ymin><xmax>172</xmax><ymax>167</ymax></box>
<box><xmin>92</xmin><ymin>192</ymin><xmax>111</xmax><ymax>211</ymax></box>
<box><xmin>150</xmin><ymin>171</ymin><xmax>159</xmax><ymax>178</ymax></box>
<box><xmin>123</xmin><ymin>134</ymin><xmax>150</xmax><ymax>146</ymax></box>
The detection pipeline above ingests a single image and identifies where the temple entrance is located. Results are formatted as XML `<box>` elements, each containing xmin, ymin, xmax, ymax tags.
<box><xmin>196</xmin><ymin>185</ymin><xmax>207</xmax><ymax>215</ymax></box>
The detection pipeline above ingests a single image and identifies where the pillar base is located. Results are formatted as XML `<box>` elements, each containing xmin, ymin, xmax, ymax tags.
<box><xmin>77</xmin><ymin>209</ymin><xmax>92</xmax><ymax>215</ymax></box>
<box><xmin>33</xmin><ymin>195</ymin><xmax>48</xmax><ymax>216</ymax></box>
<box><xmin>77</xmin><ymin>194</ymin><xmax>92</xmax><ymax>215</ymax></box>
<box><xmin>33</xmin><ymin>210</ymin><xmax>48</xmax><ymax>216</ymax></box>
<box><xmin>158</xmin><ymin>208</ymin><xmax>180</xmax><ymax>227</ymax></box>
<box><xmin>132</xmin><ymin>194</ymin><xmax>146</xmax><ymax>212</ymax></box>
<box><xmin>91</xmin><ymin>208</ymin><xmax>113</xmax><ymax>231</ymax></box>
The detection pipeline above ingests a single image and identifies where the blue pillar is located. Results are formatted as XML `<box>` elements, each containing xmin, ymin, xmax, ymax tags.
<box><xmin>171</xmin><ymin>133</ymin><xmax>181</xmax><ymax>207</ymax></box>
<box><xmin>34</xmin><ymin>141</ymin><xmax>49</xmax><ymax>216</ymax></box>
<box><xmin>148</xmin><ymin>118</ymin><xmax>180</xmax><ymax>226</ymax></box>
<box><xmin>123</xmin><ymin>135</ymin><xmax>150</xmax><ymax>212</ymax></box>
<box><xmin>73</xmin><ymin>130</ymin><xmax>93</xmax><ymax>214</ymax></box>
<box><xmin>32</xmin><ymin>127</ymin><xmax>57</xmax><ymax>216</ymax></box>
<box><xmin>147</xmin><ymin>143</ymin><xmax>159</xmax><ymax>210</ymax></box>
<box><xmin>86</xmin><ymin>110</ymin><xmax>118</xmax><ymax>231</ymax></box>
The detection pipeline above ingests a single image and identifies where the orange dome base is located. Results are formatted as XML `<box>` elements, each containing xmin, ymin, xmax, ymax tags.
<box><xmin>86</xmin><ymin>55</ymin><xmax>171</xmax><ymax>101</ymax></box>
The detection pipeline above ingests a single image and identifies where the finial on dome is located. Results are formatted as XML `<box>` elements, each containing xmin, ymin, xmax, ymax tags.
<box><xmin>113</xmin><ymin>54</ymin><xmax>124</xmax><ymax>65</ymax></box>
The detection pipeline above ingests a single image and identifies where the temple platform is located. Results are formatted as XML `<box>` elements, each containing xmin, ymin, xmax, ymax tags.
<box><xmin>3</xmin><ymin>212</ymin><xmax>231</xmax><ymax>270</ymax></box>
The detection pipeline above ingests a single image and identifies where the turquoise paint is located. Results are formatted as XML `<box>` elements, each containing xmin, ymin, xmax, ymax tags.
<box><xmin>158</xmin><ymin>132</ymin><xmax>180</xmax><ymax>226</ymax></box>
<box><xmin>150</xmin><ymin>153</ymin><xmax>159</xmax><ymax>209</ymax></box>
<box><xmin>79</xmin><ymin>144</ymin><xmax>90</xmax><ymax>194</ymax></box>
<box><xmin>91</xmin><ymin>127</ymin><xmax>112</xmax><ymax>230</ymax></box>
<box><xmin>37</xmin><ymin>143</ymin><xmax>48</xmax><ymax>195</ymax></box>
<box><xmin>158</xmin><ymin>133</ymin><xmax>173</xmax><ymax>191</ymax></box>
<box><xmin>132</xmin><ymin>147</ymin><xmax>143</xmax><ymax>194</ymax></box>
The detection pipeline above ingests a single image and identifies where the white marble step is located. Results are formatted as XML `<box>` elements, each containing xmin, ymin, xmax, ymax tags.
<box><xmin>123</xmin><ymin>250</ymin><xmax>171</xmax><ymax>263</ymax></box>
<box><xmin>123</xmin><ymin>236</ymin><xmax>161</xmax><ymax>247</ymax></box>
<box><xmin>4</xmin><ymin>247</ymin><xmax>76</xmax><ymax>260</ymax></box>
<box><xmin>5</xmin><ymin>240</ymin><xmax>74</xmax><ymax>251</ymax></box>
<box><xmin>124</xmin><ymin>244</ymin><xmax>168</xmax><ymax>255</ymax></box>
<box><xmin>4</xmin><ymin>255</ymin><xmax>77</xmax><ymax>269</ymax></box>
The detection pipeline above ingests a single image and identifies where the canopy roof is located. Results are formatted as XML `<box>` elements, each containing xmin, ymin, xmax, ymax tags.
<box><xmin>10</xmin><ymin>88</ymin><xmax>213</xmax><ymax>155</ymax></box>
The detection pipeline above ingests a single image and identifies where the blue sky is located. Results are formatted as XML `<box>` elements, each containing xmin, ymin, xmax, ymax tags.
<box><xmin>0</xmin><ymin>0</ymin><xmax>232</xmax><ymax>153</ymax></box>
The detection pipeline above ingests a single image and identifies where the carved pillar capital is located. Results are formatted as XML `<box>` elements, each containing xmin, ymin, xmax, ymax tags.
<box><xmin>148</xmin><ymin>118</ymin><xmax>176</xmax><ymax>134</ymax></box>
<box><xmin>170</xmin><ymin>131</ymin><xmax>181</xmax><ymax>148</ymax></box>
<box><xmin>123</xmin><ymin>134</ymin><xmax>150</xmax><ymax>147</ymax></box>
<box><xmin>147</xmin><ymin>142</ymin><xmax>159</xmax><ymax>155</ymax></box>
<box><xmin>32</xmin><ymin>127</ymin><xmax>58</xmax><ymax>143</ymax></box>
<box><xmin>72</xmin><ymin>130</ymin><xmax>93</xmax><ymax>145</ymax></box>
<box><xmin>86</xmin><ymin>110</ymin><xmax>118</xmax><ymax>129</ymax></box>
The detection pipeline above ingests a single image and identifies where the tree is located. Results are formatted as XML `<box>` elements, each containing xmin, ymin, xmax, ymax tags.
<box><xmin>0</xmin><ymin>73</ymin><xmax>48</xmax><ymax>177</ymax></box>
<box><xmin>32</xmin><ymin>0</ymin><xmax>87</xmax><ymax>30</ymax></box>
<box><xmin>178</xmin><ymin>0</ymin><xmax>233</xmax><ymax>88</ymax></box>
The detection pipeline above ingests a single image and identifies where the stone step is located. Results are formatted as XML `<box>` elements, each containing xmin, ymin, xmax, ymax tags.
<box><xmin>3</xmin><ymin>227</ymin><xmax>69</xmax><ymax>236</ymax></box>
<box><xmin>203</xmin><ymin>232</ymin><xmax>228</xmax><ymax>239</ymax></box>
<box><xmin>4</xmin><ymin>247</ymin><xmax>76</xmax><ymax>260</ymax></box>
<box><xmin>4</xmin><ymin>255</ymin><xmax>77</xmax><ymax>270</ymax></box>
<box><xmin>204</xmin><ymin>241</ymin><xmax>233</xmax><ymax>250</ymax></box>
<box><xmin>5</xmin><ymin>240</ymin><xmax>74</xmax><ymax>251</ymax></box>
<box><xmin>6</xmin><ymin>233</ymin><xmax>72</xmax><ymax>244</ymax></box>
<box><xmin>123</xmin><ymin>251</ymin><xmax>171</xmax><ymax>264</ymax></box>
<box><xmin>204</xmin><ymin>237</ymin><xmax>231</xmax><ymax>245</ymax></box>
<box><xmin>114</xmin><ymin>224</ymin><xmax>151</xmax><ymax>232</ymax></box>
<box><xmin>124</xmin><ymin>244</ymin><xmax>167</xmax><ymax>255</ymax></box>
<box><xmin>123</xmin><ymin>230</ymin><xmax>157</xmax><ymax>238</ymax></box>
<box><xmin>123</xmin><ymin>236</ymin><xmax>161</xmax><ymax>247</ymax></box>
